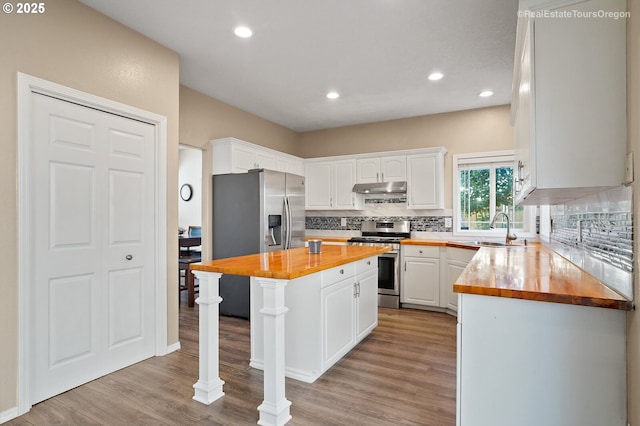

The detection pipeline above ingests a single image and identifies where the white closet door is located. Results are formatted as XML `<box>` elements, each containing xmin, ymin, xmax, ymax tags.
<box><xmin>30</xmin><ymin>93</ymin><xmax>156</xmax><ymax>404</ymax></box>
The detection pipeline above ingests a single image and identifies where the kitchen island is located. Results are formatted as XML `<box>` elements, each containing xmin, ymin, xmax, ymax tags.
<box><xmin>190</xmin><ymin>245</ymin><xmax>389</xmax><ymax>426</ymax></box>
<box><xmin>454</xmin><ymin>244</ymin><xmax>631</xmax><ymax>426</ymax></box>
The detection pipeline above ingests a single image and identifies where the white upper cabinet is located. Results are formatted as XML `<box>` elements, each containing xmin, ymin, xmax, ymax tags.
<box><xmin>356</xmin><ymin>155</ymin><xmax>406</xmax><ymax>183</ymax></box>
<box><xmin>305</xmin><ymin>161</ymin><xmax>334</xmax><ymax>209</ymax></box>
<box><xmin>406</xmin><ymin>150</ymin><xmax>446</xmax><ymax>209</ymax></box>
<box><xmin>306</xmin><ymin>148</ymin><xmax>445</xmax><ymax>211</ymax></box>
<box><xmin>512</xmin><ymin>0</ymin><xmax>626</xmax><ymax>205</ymax></box>
<box><xmin>305</xmin><ymin>158</ymin><xmax>363</xmax><ymax>210</ymax></box>
<box><xmin>334</xmin><ymin>159</ymin><xmax>362</xmax><ymax>210</ymax></box>
<box><xmin>211</xmin><ymin>137</ymin><xmax>304</xmax><ymax>176</ymax></box>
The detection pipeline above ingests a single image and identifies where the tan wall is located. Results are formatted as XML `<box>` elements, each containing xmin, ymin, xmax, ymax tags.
<box><xmin>179</xmin><ymin>85</ymin><xmax>299</xmax><ymax>260</ymax></box>
<box><xmin>0</xmin><ymin>0</ymin><xmax>180</xmax><ymax>412</ymax></box>
<box><xmin>298</xmin><ymin>105</ymin><xmax>514</xmax><ymax>208</ymax></box>
<box><xmin>179</xmin><ymin>85</ymin><xmax>299</xmax><ymax>153</ymax></box>
<box><xmin>628</xmin><ymin>0</ymin><xmax>640</xmax><ymax>423</ymax></box>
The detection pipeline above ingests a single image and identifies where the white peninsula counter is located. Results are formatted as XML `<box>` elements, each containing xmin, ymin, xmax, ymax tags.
<box><xmin>190</xmin><ymin>245</ymin><xmax>389</xmax><ymax>426</ymax></box>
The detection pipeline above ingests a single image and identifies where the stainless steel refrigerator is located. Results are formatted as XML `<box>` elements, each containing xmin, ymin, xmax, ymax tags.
<box><xmin>212</xmin><ymin>169</ymin><xmax>305</xmax><ymax>318</ymax></box>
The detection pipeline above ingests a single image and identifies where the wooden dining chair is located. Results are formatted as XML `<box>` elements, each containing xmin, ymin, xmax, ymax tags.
<box><xmin>179</xmin><ymin>253</ymin><xmax>201</xmax><ymax>307</ymax></box>
<box><xmin>179</xmin><ymin>226</ymin><xmax>202</xmax><ymax>307</ymax></box>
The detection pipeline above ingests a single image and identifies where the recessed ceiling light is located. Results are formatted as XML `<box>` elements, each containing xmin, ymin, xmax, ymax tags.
<box><xmin>428</xmin><ymin>72</ymin><xmax>443</xmax><ymax>81</ymax></box>
<box><xmin>479</xmin><ymin>90</ymin><xmax>494</xmax><ymax>97</ymax></box>
<box><xmin>326</xmin><ymin>91</ymin><xmax>340</xmax><ymax>100</ymax></box>
<box><xmin>234</xmin><ymin>26</ymin><xmax>253</xmax><ymax>38</ymax></box>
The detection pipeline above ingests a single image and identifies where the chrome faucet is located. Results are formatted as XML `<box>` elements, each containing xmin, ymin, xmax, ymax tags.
<box><xmin>490</xmin><ymin>212</ymin><xmax>518</xmax><ymax>245</ymax></box>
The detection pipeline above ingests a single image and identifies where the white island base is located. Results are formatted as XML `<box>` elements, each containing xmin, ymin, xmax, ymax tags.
<box><xmin>250</xmin><ymin>257</ymin><xmax>378</xmax><ymax>383</ymax></box>
<box><xmin>190</xmin><ymin>250</ymin><xmax>381</xmax><ymax>426</ymax></box>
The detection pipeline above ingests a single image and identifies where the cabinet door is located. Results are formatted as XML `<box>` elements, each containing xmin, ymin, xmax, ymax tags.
<box><xmin>305</xmin><ymin>161</ymin><xmax>333</xmax><ymax>209</ymax></box>
<box><xmin>255</xmin><ymin>150</ymin><xmax>276</xmax><ymax>170</ymax></box>
<box><xmin>380</xmin><ymin>155</ymin><xmax>406</xmax><ymax>182</ymax></box>
<box><xmin>406</xmin><ymin>153</ymin><xmax>444</xmax><ymax>209</ymax></box>
<box><xmin>334</xmin><ymin>159</ymin><xmax>361</xmax><ymax>210</ymax></box>
<box><xmin>402</xmin><ymin>257</ymin><xmax>440</xmax><ymax>306</ymax></box>
<box><xmin>288</xmin><ymin>156</ymin><xmax>305</xmax><ymax>176</ymax></box>
<box><xmin>356</xmin><ymin>270</ymin><xmax>378</xmax><ymax>342</ymax></box>
<box><xmin>356</xmin><ymin>158</ymin><xmax>381</xmax><ymax>183</ymax></box>
<box><xmin>444</xmin><ymin>260</ymin><xmax>467</xmax><ymax>312</ymax></box>
<box><xmin>321</xmin><ymin>279</ymin><xmax>356</xmax><ymax>368</ymax></box>
<box><xmin>513</xmin><ymin>17</ymin><xmax>535</xmax><ymax>203</ymax></box>
<box><xmin>232</xmin><ymin>144</ymin><xmax>258</xmax><ymax>172</ymax></box>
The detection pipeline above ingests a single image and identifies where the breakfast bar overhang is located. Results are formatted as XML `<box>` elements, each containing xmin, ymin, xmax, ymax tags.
<box><xmin>190</xmin><ymin>245</ymin><xmax>390</xmax><ymax>426</ymax></box>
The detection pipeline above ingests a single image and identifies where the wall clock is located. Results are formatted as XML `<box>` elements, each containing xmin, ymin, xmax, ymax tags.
<box><xmin>180</xmin><ymin>183</ymin><xmax>193</xmax><ymax>201</ymax></box>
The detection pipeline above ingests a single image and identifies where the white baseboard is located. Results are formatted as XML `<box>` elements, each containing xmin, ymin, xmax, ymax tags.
<box><xmin>249</xmin><ymin>359</ymin><xmax>320</xmax><ymax>384</ymax></box>
<box><xmin>0</xmin><ymin>407</ymin><xmax>19</xmax><ymax>424</ymax></box>
<box><xmin>166</xmin><ymin>341</ymin><xmax>181</xmax><ymax>354</ymax></box>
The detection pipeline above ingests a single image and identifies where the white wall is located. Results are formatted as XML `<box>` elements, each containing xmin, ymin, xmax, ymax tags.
<box><xmin>178</xmin><ymin>147</ymin><xmax>202</xmax><ymax>230</ymax></box>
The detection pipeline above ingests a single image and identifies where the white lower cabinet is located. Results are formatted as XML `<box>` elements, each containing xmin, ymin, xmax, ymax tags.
<box><xmin>401</xmin><ymin>245</ymin><xmax>476</xmax><ymax>313</ymax></box>
<box><xmin>442</xmin><ymin>247</ymin><xmax>477</xmax><ymax>312</ymax></box>
<box><xmin>457</xmin><ymin>293</ymin><xmax>626</xmax><ymax>426</ymax></box>
<box><xmin>401</xmin><ymin>246</ymin><xmax>440</xmax><ymax>307</ymax></box>
<box><xmin>355</xmin><ymin>264</ymin><xmax>378</xmax><ymax>341</ymax></box>
<box><xmin>250</xmin><ymin>257</ymin><xmax>378</xmax><ymax>383</ymax></box>
<box><xmin>322</xmin><ymin>277</ymin><xmax>356</xmax><ymax>367</ymax></box>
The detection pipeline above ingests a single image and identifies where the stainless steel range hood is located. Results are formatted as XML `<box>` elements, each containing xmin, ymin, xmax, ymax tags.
<box><xmin>352</xmin><ymin>181</ymin><xmax>407</xmax><ymax>194</ymax></box>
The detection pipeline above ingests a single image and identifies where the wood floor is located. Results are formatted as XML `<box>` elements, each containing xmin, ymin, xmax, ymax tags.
<box><xmin>8</xmin><ymin>293</ymin><xmax>457</xmax><ymax>425</ymax></box>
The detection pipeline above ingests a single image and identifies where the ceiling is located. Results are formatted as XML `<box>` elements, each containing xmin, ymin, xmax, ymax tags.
<box><xmin>79</xmin><ymin>0</ymin><xmax>519</xmax><ymax>132</ymax></box>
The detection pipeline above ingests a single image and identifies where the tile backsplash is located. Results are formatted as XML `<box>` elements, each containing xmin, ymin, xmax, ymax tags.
<box><xmin>306</xmin><ymin>215</ymin><xmax>452</xmax><ymax>232</ymax></box>
<box><xmin>551</xmin><ymin>212</ymin><xmax>632</xmax><ymax>272</ymax></box>
<box><xmin>548</xmin><ymin>186</ymin><xmax>632</xmax><ymax>299</ymax></box>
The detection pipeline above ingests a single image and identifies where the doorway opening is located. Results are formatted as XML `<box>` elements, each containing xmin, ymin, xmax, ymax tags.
<box><xmin>178</xmin><ymin>145</ymin><xmax>203</xmax><ymax>307</ymax></box>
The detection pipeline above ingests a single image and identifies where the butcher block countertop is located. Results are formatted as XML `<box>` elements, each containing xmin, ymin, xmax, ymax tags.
<box><xmin>304</xmin><ymin>236</ymin><xmax>351</xmax><ymax>243</ymax></box>
<box><xmin>191</xmin><ymin>245</ymin><xmax>389</xmax><ymax>280</ymax></box>
<box><xmin>454</xmin><ymin>244</ymin><xmax>632</xmax><ymax>311</ymax></box>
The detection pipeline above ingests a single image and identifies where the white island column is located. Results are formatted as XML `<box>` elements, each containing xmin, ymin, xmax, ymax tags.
<box><xmin>255</xmin><ymin>278</ymin><xmax>291</xmax><ymax>426</ymax></box>
<box><xmin>191</xmin><ymin>271</ymin><xmax>225</xmax><ymax>404</ymax></box>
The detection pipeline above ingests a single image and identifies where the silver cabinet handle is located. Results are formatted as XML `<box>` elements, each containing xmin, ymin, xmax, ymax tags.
<box><xmin>404</xmin><ymin>261</ymin><xmax>407</xmax><ymax>272</ymax></box>
<box><xmin>516</xmin><ymin>160</ymin><xmax>525</xmax><ymax>183</ymax></box>
<box><xmin>126</xmin><ymin>254</ymin><xmax>133</xmax><ymax>260</ymax></box>
<box><xmin>376</xmin><ymin>172</ymin><xmax>379</xmax><ymax>182</ymax></box>
<box><xmin>381</xmin><ymin>172</ymin><xmax>384</xmax><ymax>182</ymax></box>
<box><xmin>419</xmin><ymin>250</ymin><xmax>423</xmax><ymax>254</ymax></box>
<box><xmin>339</xmin><ymin>269</ymin><xmax>344</xmax><ymax>274</ymax></box>
<box><xmin>366</xmin><ymin>260</ymin><xmax>371</xmax><ymax>266</ymax></box>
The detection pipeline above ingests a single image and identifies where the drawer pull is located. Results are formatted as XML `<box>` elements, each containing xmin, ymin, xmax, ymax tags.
<box><xmin>419</xmin><ymin>250</ymin><xmax>423</xmax><ymax>254</ymax></box>
<box><xmin>366</xmin><ymin>261</ymin><xmax>371</xmax><ymax>266</ymax></box>
<box><xmin>340</xmin><ymin>269</ymin><xmax>344</xmax><ymax>274</ymax></box>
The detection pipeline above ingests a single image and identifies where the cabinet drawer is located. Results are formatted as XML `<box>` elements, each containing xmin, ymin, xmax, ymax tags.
<box><xmin>321</xmin><ymin>263</ymin><xmax>355</xmax><ymax>288</ymax></box>
<box><xmin>402</xmin><ymin>245</ymin><xmax>440</xmax><ymax>258</ymax></box>
<box><xmin>355</xmin><ymin>257</ymin><xmax>376</xmax><ymax>275</ymax></box>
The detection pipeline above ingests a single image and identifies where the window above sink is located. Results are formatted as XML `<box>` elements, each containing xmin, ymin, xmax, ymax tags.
<box><xmin>453</xmin><ymin>150</ymin><xmax>537</xmax><ymax>239</ymax></box>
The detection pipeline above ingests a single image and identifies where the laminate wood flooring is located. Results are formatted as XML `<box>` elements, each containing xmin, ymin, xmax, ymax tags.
<box><xmin>8</xmin><ymin>293</ymin><xmax>457</xmax><ymax>425</ymax></box>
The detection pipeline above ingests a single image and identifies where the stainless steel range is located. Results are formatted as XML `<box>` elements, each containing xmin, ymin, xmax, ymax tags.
<box><xmin>347</xmin><ymin>220</ymin><xmax>410</xmax><ymax>308</ymax></box>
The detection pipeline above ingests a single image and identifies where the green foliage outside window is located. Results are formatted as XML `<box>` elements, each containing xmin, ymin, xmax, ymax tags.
<box><xmin>460</xmin><ymin>166</ymin><xmax>524</xmax><ymax>231</ymax></box>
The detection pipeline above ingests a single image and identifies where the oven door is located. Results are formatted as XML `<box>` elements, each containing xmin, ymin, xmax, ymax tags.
<box><xmin>378</xmin><ymin>251</ymin><xmax>399</xmax><ymax>296</ymax></box>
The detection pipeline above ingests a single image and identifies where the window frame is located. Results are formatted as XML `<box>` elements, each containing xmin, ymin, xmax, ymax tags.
<box><xmin>453</xmin><ymin>150</ymin><xmax>536</xmax><ymax>238</ymax></box>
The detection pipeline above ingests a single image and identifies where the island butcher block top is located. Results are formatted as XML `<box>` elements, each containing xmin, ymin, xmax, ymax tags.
<box><xmin>454</xmin><ymin>244</ymin><xmax>632</xmax><ymax>311</ymax></box>
<box><xmin>191</xmin><ymin>245</ymin><xmax>390</xmax><ymax>280</ymax></box>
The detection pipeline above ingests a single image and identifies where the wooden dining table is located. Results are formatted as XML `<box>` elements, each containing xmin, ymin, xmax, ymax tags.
<box><xmin>179</xmin><ymin>236</ymin><xmax>202</xmax><ymax>307</ymax></box>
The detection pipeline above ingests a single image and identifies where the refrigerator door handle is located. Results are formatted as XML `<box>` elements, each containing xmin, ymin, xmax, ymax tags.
<box><xmin>283</xmin><ymin>195</ymin><xmax>291</xmax><ymax>249</ymax></box>
<box><xmin>287</xmin><ymin>196</ymin><xmax>293</xmax><ymax>249</ymax></box>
